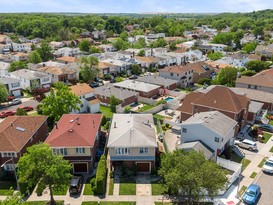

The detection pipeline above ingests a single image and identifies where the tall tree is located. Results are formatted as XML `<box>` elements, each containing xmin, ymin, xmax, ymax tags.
<box><xmin>246</xmin><ymin>60</ymin><xmax>271</xmax><ymax>72</ymax></box>
<box><xmin>208</xmin><ymin>51</ymin><xmax>224</xmax><ymax>61</ymax></box>
<box><xmin>79</xmin><ymin>39</ymin><xmax>91</xmax><ymax>53</ymax></box>
<box><xmin>37</xmin><ymin>42</ymin><xmax>53</xmax><ymax>62</ymax></box>
<box><xmin>110</xmin><ymin>95</ymin><xmax>119</xmax><ymax>113</ymax></box>
<box><xmin>42</xmin><ymin>82</ymin><xmax>81</xmax><ymax>122</ymax></box>
<box><xmin>28</xmin><ymin>50</ymin><xmax>42</xmax><ymax>64</ymax></box>
<box><xmin>18</xmin><ymin>144</ymin><xmax>71</xmax><ymax>205</ymax></box>
<box><xmin>80</xmin><ymin>56</ymin><xmax>99</xmax><ymax>82</ymax></box>
<box><xmin>0</xmin><ymin>83</ymin><xmax>8</xmax><ymax>104</ymax></box>
<box><xmin>130</xmin><ymin>64</ymin><xmax>142</xmax><ymax>75</ymax></box>
<box><xmin>8</xmin><ymin>61</ymin><xmax>28</xmax><ymax>72</ymax></box>
<box><xmin>159</xmin><ymin>150</ymin><xmax>228</xmax><ymax>204</ymax></box>
<box><xmin>213</xmin><ymin>67</ymin><xmax>238</xmax><ymax>87</ymax></box>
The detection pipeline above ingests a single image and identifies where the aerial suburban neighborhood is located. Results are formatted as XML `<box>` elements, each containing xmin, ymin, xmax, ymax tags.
<box><xmin>1</xmin><ymin>3</ymin><xmax>273</xmax><ymax>205</ymax></box>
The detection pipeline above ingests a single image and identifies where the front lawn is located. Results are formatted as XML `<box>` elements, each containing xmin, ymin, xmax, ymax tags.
<box><xmin>52</xmin><ymin>185</ymin><xmax>68</xmax><ymax>195</ymax></box>
<box><xmin>250</xmin><ymin>172</ymin><xmax>257</xmax><ymax>178</ymax></box>
<box><xmin>108</xmin><ymin>178</ymin><xmax>114</xmax><ymax>195</ymax></box>
<box><xmin>25</xmin><ymin>201</ymin><xmax>64</xmax><ymax>205</ymax></box>
<box><xmin>152</xmin><ymin>182</ymin><xmax>168</xmax><ymax>195</ymax></box>
<box><xmin>270</xmin><ymin>146</ymin><xmax>273</xmax><ymax>153</ymax></box>
<box><xmin>262</xmin><ymin>133</ymin><xmax>272</xmax><ymax>143</ymax></box>
<box><xmin>239</xmin><ymin>186</ymin><xmax>247</xmax><ymax>197</ymax></box>
<box><xmin>258</xmin><ymin>158</ymin><xmax>267</xmax><ymax>168</ymax></box>
<box><xmin>242</xmin><ymin>159</ymin><xmax>251</xmax><ymax>171</ymax></box>
<box><xmin>0</xmin><ymin>181</ymin><xmax>17</xmax><ymax>195</ymax></box>
<box><xmin>100</xmin><ymin>105</ymin><xmax>113</xmax><ymax>118</ymax></box>
<box><xmin>82</xmin><ymin>202</ymin><xmax>136</xmax><ymax>205</ymax></box>
<box><xmin>119</xmin><ymin>182</ymin><xmax>136</xmax><ymax>195</ymax></box>
<box><xmin>83</xmin><ymin>177</ymin><xmax>94</xmax><ymax>195</ymax></box>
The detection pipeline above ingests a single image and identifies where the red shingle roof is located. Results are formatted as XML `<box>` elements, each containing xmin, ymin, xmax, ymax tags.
<box><xmin>45</xmin><ymin>114</ymin><xmax>102</xmax><ymax>147</ymax></box>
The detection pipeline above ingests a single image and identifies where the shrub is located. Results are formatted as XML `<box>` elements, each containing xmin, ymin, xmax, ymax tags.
<box><xmin>198</xmin><ymin>78</ymin><xmax>212</xmax><ymax>85</ymax></box>
<box><xmin>110</xmin><ymin>171</ymin><xmax>114</xmax><ymax>178</ymax></box>
<box><xmin>105</xmin><ymin>121</ymin><xmax>110</xmax><ymax>130</ymax></box>
<box><xmin>95</xmin><ymin>155</ymin><xmax>107</xmax><ymax>195</ymax></box>
<box><xmin>101</xmin><ymin>115</ymin><xmax>107</xmax><ymax>126</ymax></box>
<box><xmin>104</xmin><ymin>74</ymin><xmax>111</xmax><ymax>80</ymax></box>
<box><xmin>90</xmin><ymin>178</ymin><xmax>96</xmax><ymax>191</ymax></box>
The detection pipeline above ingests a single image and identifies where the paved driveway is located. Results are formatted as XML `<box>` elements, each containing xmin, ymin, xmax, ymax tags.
<box><xmin>0</xmin><ymin>98</ymin><xmax>39</xmax><ymax>112</ymax></box>
<box><xmin>256</xmin><ymin>172</ymin><xmax>273</xmax><ymax>205</ymax></box>
<box><xmin>136</xmin><ymin>173</ymin><xmax>151</xmax><ymax>196</ymax></box>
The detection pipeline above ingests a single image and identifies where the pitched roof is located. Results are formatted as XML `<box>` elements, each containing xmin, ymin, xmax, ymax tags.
<box><xmin>0</xmin><ymin>116</ymin><xmax>48</xmax><ymax>152</ymax></box>
<box><xmin>107</xmin><ymin>114</ymin><xmax>157</xmax><ymax>148</ymax></box>
<box><xmin>136</xmin><ymin>75</ymin><xmax>179</xmax><ymax>87</ymax></box>
<box><xmin>56</xmin><ymin>56</ymin><xmax>79</xmax><ymax>63</ymax></box>
<box><xmin>45</xmin><ymin>114</ymin><xmax>102</xmax><ymax>147</ymax></box>
<box><xmin>160</xmin><ymin>64</ymin><xmax>193</xmax><ymax>74</ymax></box>
<box><xmin>177</xmin><ymin>141</ymin><xmax>213</xmax><ymax>159</ymax></box>
<box><xmin>70</xmin><ymin>83</ymin><xmax>94</xmax><ymax>96</ymax></box>
<box><xmin>36</xmin><ymin>66</ymin><xmax>76</xmax><ymax>76</ymax></box>
<box><xmin>114</xmin><ymin>80</ymin><xmax>160</xmax><ymax>92</ymax></box>
<box><xmin>177</xmin><ymin>92</ymin><xmax>204</xmax><ymax>114</ymax></box>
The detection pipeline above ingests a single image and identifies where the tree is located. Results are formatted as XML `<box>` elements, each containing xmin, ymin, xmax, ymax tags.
<box><xmin>112</xmin><ymin>38</ymin><xmax>130</xmax><ymax>50</ymax></box>
<box><xmin>42</xmin><ymin>82</ymin><xmax>81</xmax><ymax>122</ymax></box>
<box><xmin>240</xmin><ymin>70</ymin><xmax>256</xmax><ymax>76</ymax></box>
<box><xmin>137</xmin><ymin>49</ymin><xmax>145</xmax><ymax>56</ymax></box>
<box><xmin>8</xmin><ymin>61</ymin><xmax>28</xmax><ymax>72</ymax></box>
<box><xmin>208</xmin><ymin>51</ymin><xmax>224</xmax><ymax>61</ymax></box>
<box><xmin>28</xmin><ymin>50</ymin><xmax>42</xmax><ymax>64</ymax></box>
<box><xmin>212</xmin><ymin>32</ymin><xmax>234</xmax><ymax>46</ymax></box>
<box><xmin>109</xmin><ymin>95</ymin><xmax>119</xmax><ymax>113</ymax></box>
<box><xmin>80</xmin><ymin>56</ymin><xmax>99</xmax><ymax>82</ymax></box>
<box><xmin>0</xmin><ymin>189</ymin><xmax>24</xmax><ymax>205</ymax></box>
<box><xmin>0</xmin><ymin>83</ymin><xmax>8</xmax><ymax>104</ymax></box>
<box><xmin>169</xmin><ymin>42</ymin><xmax>177</xmax><ymax>51</ymax></box>
<box><xmin>90</xmin><ymin>46</ymin><xmax>101</xmax><ymax>54</ymax></box>
<box><xmin>213</xmin><ymin>67</ymin><xmax>238</xmax><ymax>87</ymax></box>
<box><xmin>159</xmin><ymin>150</ymin><xmax>228</xmax><ymax>204</ymax></box>
<box><xmin>37</xmin><ymin>42</ymin><xmax>53</xmax><ymax>62</ymax></box>
<box><xmin>242</xmin><ymin>42</ymin><xmax>258</xmax><ymax>53</ymax></box>
<box><xmin>18</xmin><ymin>144</ymin><xmax>71</xmax><ymax>205</ymax></box>
<box><xmin>16</xmin><ymin>108</ymin><xmax>28</xmax><ymax>116</ymax></box>
<box><xmin>130</xmin><ymin>64</ymin><xmax>142</xmax><ymax>75</ymax></box>
<box><xmin>246</xmin><ymin>60</ymin><xmax>271</xmax><ymax>72</ymax></box>
<box><xmin>154</xmin><ymin>37</ymin><xmax>167</xmax><ymax>48</ymax></box>
<box><xmin>134</xmin><ymin>37</ymin><xmax>146</xmax><ymax>49</ymax></box>
<box><xmin>79</xmin><ymin>39</ymin><xmax>91</xmax><ymax>53</ymax></box>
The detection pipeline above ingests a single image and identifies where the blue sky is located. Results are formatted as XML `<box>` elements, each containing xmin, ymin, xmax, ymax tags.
<box><xmin>0</xmin><ymin>0</ymin><xmax>272</xmax><ymax>13</ymax></box>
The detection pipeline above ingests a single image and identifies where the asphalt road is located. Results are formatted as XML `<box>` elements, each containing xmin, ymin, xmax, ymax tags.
<box><xmin>256</xmin><ymin>172</ymin><xmax>273</xmax><ymax>205</ymax></box>
<box><xmin>0</xmin><ymin>99</ymin><xmax>39</xmax><ymax>112</ymax></box>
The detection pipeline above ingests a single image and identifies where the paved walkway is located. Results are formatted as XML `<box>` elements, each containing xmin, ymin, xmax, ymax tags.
<box><xmin>136</xmin><ymin>173</ymin><xmax>151</xmax><ymax>196</ymax></box>
<box><xmin>113</xmin><ymin>167</ymin><xmax>120</xmax><ymax>196</ymax></box>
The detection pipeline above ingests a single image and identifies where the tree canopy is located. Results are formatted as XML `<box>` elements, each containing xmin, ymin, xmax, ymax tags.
<box><xmin>28</xmin><ymin>50</ymin><xmax>42</xmax><ymax>64</ymax></box>
<box><xmin>80</xmin><ymin>56</ymin><xmax>99</xmax><ymax>82</ymax></box>
<box><xmin>208</xmin><ymin>51</ymin><xmax>224</xmax><ymax>61</ymax></box>
<box><xmin>245</xmin><ymin>60</ymin><xmax>271</xmax><ymax>72</ymax></box>
<box><xmin>8</xmin><ymin>61</ymin><xmax>28</xmax><ymax>72</ymax></box>
<box><xmin>110</xmin><ymin>95</ymin><xmax>119</xmax><ymax>113</ymax></box>
<box><xmin>18</xmin><ymin>144</ymin><xmax>71</xmax><ymax>205</ymax></box>
<box><xmin>79</xmin><ymin>39</ymin><xmax>91</xmax><ymax>53</ymax></box>
<box><xmin>159</xmin><ymin>150</ymin><xmax>228</xmax><ymax>204</ymax></box>
<box><xmin>213</xmin><ymin>67</ymin><xmax>238</xmax><ymax>87</ymax></box>
<box><xmin>37</xmin><ymin>41</ymin><xmax>53</xmax><ymax>62</ymax></box>
<box><xmin>0</xmin><ymin>83</ymin><xmax>8</xmax><ymax>103</ymax></box>
<box><xmin>41</xmin><ymin>82</ymin><xmax>81</xmax><ymax>122</ymax></box>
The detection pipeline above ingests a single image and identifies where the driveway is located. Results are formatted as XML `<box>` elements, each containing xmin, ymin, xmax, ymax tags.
<box><xmin>0</xmin><ymin>98</ymin><xmax>39</xmax><ymax>112</ymax></box>
<box><xmin>136</xmin><ymin>173</ymin><xmax>151</xmax><ymax>196</ymax></box>
<box><xmin>256</xmin><ymin>172</ymin><xmax>273</xmax><ymax>205</ymax></box>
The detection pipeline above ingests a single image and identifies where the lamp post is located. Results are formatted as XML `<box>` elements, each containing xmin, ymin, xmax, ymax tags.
<box><xmin>1</xmin><ymin>157</ymin><xmax>20</xmax><ymax>195</ymax></box>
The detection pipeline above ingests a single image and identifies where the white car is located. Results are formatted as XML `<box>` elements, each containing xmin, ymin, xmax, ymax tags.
<box><xmin>234</xmin><ymin>139</ymin><xmax>257</xmax><ymax>151</ymax></box>
<box><xmin>262</xmin><ymin>156</ymin><xmax>273</xmax><ymax>173</ymax></box>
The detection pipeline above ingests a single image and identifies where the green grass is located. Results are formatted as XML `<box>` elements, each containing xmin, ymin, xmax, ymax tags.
<box><xmin>28</xmin><ymin>111</ymin><xmax>39</xmax><ymax>116</ymax></box>
<box><xmin>262</xmin><ymin>133</ymin><xmax>272</xmax><ymax>143</ymax></box>
<box><xmin>82</xmin><ymin>202</ymin><xmax>136</xmax><ymax>205</ymax></box>
<box><xmin>151</xmin><ymin>182</ymin><xmax>168</xmax><ymax>195</ymax></box>
<box><xmin>25</xmin><ymin>201</ymin><xmax>64</xmax><ymax>205</ymax></box>
<box><xmin>0</xmin><ymin>181</ymin><xmax>17</xmax><ymax>195</ymax></box>
<box><xmin>108</xmin><ymin>178</ymin><xmax>114</xmax><ymax>195</ymax></box>
<box><xmin>119</xmin><ymin>182</ymin><xmax>136</xmax><ymax>195</ymax></box>
<box><xmin>258</xmin><ymin>158</ymin><xmax>267</xmax><ymax>168</ymax></box>
<box><xmin>239</xmin><ymin>186</ymin><xmax>247</xmax><ymax>197</ymax></box>
<box><xmin>100</xmin><ymin>105</ymin><xmax>113</xmax><ymax>118</ymax></box>
<box><xmin>228</xmin><ymin>153</ymin><xmax>250</xmax><ymax>171</ymax></box>
<box><xmin>242</xmin><ymin>159</ymin><xmax>251</xmax><ymax>171</ymax></box>
<box><xmin>83</xmin><ymin>177</ymin><xmax>94</xmax><ymax>195</ymax></box>
<box><xmin>52</xmin><ymin>185</ymin><xmax>68</xmax><ymax>195</ymax></box>
<box><xmin>250</xmin><ymin>172</ymin><xmax>257</xmax><ymax>178</ymax></box>
<box><xmin>137</xmin><ymin>104</ymin><xmax>154</xmax><ymax>112</ymax></box>
<box><xmin>270</xmin><ymin>146</ymin><xmax>273</xmax><ymax>153</ymax></box>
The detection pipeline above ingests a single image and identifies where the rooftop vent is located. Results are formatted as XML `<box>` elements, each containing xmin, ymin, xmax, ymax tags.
<box><xmin>70</xmin><ymin>119</ymin><xmax>74</xmax><ymax>123</ymax></box>
<box><xmin>69</xmin><ymin>129</ymin><xmax>73</xmax><ymax>132</ymax></box>
<box><xmin>16</xmin><ymin>127</ymin><xmax>25</xmax><ymax>132</ymax></box>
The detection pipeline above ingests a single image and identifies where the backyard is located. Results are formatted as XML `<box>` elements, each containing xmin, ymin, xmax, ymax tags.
<box><xmin>100</xmin><ymin>105</ymin><xmax>113</xmax><ymax>118</ymax></box>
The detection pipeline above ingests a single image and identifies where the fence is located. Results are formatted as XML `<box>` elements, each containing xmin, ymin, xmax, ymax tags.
<box><xmin>138</xmin><ymin>96</ymin><xmax>158</xmax><ymax>106</ymax></box>
<box><xmin>143</xmin><ymin>104</ymin><xmax>165</xmax><ymax>114</ymax></box>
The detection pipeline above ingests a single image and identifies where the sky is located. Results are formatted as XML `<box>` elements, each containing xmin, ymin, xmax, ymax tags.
<box><xmin>0</xmin><ymin>0</ymin><xmax>272</xmax><ymax>13</ymax></box>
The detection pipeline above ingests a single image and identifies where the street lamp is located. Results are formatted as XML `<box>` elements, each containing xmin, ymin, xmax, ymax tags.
<box><xmin>1</xmin><ymin>157</ymin><xmax>20</xmax><ymax>195</ymax></box>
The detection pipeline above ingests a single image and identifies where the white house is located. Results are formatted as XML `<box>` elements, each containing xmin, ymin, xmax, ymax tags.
<box><xmin>11</xmin><ymin>43</ymin><xmax>31</xmax><ymax>53</ymax></box>
<box><xmin>70</xmin><ymin>83</ymin><xmax>100</xmax><ymax>114</ymax></box>
<box><xmin>186</xmin><ymin>50</ymin><xmax>203</xmax><ymax>61</ymax></box>
<box><xmin>179</xmin><ymin>111</ymin><xmax>238</xmax><ymax>160</ymax></box>
<box><xmin>0</xmin><ymin>62</ymin><xmax>10</xmax><ymax>77</ymax></box>
<box><xmin>53</xmin><ymin>47</ymin><xmax>81</xmax><ymax>58</ymax></box>
<box><xmin>0</xmin><ymin>76</ymin><xmax>22</xmax><ymax>96</ymax></box>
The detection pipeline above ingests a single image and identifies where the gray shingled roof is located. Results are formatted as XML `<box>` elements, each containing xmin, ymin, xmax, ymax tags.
<box><xmin>114</xmin><ymin>80</ymin><xmax>160</xmax><ymax>92</ymax></box>
<box><xmin>177</xmin><ymin>141</ymin><xmax>213</xmax><ymax>159</ymax></box>
<box><xmin>107</xmin><ymin>114</ymin><xmax>158</xmax><ymax>148</ymax></box>
<box><xmin>136</xmin><ymin>75</ymin><xmax>178</xmax><ymax>87</ymax></box>
<box><xmin>0</xmin><ymin>76</ymin><xmax>20</xmax><ymax>84</ymax></box>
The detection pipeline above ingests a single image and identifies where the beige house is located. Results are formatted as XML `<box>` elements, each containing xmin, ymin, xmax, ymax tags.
<box><xmin>107</xmin><ymin>114</ymin><xmax>158</xmax><ymax>173</ymax></box>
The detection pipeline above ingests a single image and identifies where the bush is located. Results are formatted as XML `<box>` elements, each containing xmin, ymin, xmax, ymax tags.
<box><xmin>90</xmin><ymin>178</ymin><xmax>96</xmax><ymax>192</ymax></box>
<box><xmin>105</xmin><ymin>121</ymin><xmax>110</xmax><ymax>130</ymax></box>
<box><xmin>95</xmin><ymin>155</ymin><xmax>107</xmax><ymax>195</ymax></box>
<box><xmin>104</xmin><ymin>74</ymin><xmax>111</xmax><ymax>80</ymax></box>
<box><xmin>101</xmin><ymin>115</ymin><xmax>107</xmax><ymax>126</ymax></box>
<box><xmin>110</xmin><ymin>171</ymin><xmax>114</xmax><ymax>178</ymax></box>
<box><xmin>198</xmin><ymin>78</ymin><xmax>212</xmax><ymax>85</ymax></box>
<box><xmin>36</xmin><ymin>104</ymin><xmax>43</xmax><ymax>114</ymax></box>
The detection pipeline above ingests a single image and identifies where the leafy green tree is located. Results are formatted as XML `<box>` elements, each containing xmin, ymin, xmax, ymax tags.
<box><xmin>130</xmin><ymin>64</ymin><xmax>142</xmax><ymax>75</ymax></box>
<box><xmin>8</xmin><ymin>61</ymin><xmax>28</xmax><ymax>72</ymax></box>
<box><xmin>37</xmin><ymin>42</ymin><xmax>53</xmax><ymax>62</ymax></box>
<box><xmin>0</xmin><ymin>189</ymin><xmax>24</xmax><ymax>205</ymax></box>
<box><xmin>16</xmin><ymin>108</ymin><xmax>28</xmax><ymax>116</ymax></box>
<box><xmin>154</xmin><ymin>37</ymin><xmax>167</xmax><ymax>48</ymax></box>
<box><xmin>253</xmin><ymin>27</ymin><xmax>264</xmax><ymax>38</ymax></box>
<box><xmin>208</xmin><ymin>51</ymin><xmax>224</xmax><ymax>61</ymax></box>
<box><xmin>80</xmin><ymin>56</ymin><xmax>99</xmax><ymax>82</ymax></box>
<box><xmin>28</xmin><ymin>50</ymin><xmax>42</xmax><ymax>64</ymax></box>
<box><xmin>159</xmin><ymin>150</ymin><xmax>228</xmax><ymax>204</ymax></box>
<box><xmin>169</xmin><ymin>42</ymin><xmax>177</xmax><ymax>51</ymax></box>
<box><xmin>246</xmin><ymin>60</ymin><xmax>271</xmax><ymax>72</ymax></box>
<box><xmin>213</xmin><ymin>67</ymin><xmax>238</xmax><ymax>87</ymax></box>
<box><xmin>119</xmin><ymin>31</ymin><xmax>129</xmax><ymax>41</ymax></box>
<box><xmin>90</xmin><ymin>46</ymin><xmax>101</xmax><ymax>54</ymax></box>
<box><xmin>137</xmin><ymin>49</ymin><xmax>145</xmax><ymax>56</ymax></box>
<box><xmin>240</xmin><ymin>70</ymin><xmax>256</xmax><ymax>76</ymax></box>
<box><xmin>0</xmin><ymin>83</ymin><xmax>8</xmax><ymax>104</ymax></box>
<box><xmin>110</xmin><ymin>95</ymin><xmax>119</xmax><ymax>113</ymax></box>
<box><xmin>134</xmin><ymin>37</ymin><xmax>146</xmax><ymax>49</ymax></box>
<box><xmin>212</xmin><ymin>32</ymin><xmax>234</xmax><ymax>46</ymax></box>
<box><xmin>112</xmin><ymin>38</ymin><xmax>130</xmax><ymax>50</ymax></box>
<box><xmin>79</xmin><ymin>39</ymin><xmax>91</xmax><ymax>53</ymax></box>
<box><xmin>18</xmin><ymin>144</ymin><xmax>71</xmax><ymax>205</ymax></box>
<box><xmin>242</xmin><ymin>42</ymin><xmax>258</xmax><ymax>53</ymax></box>
<box><xmin>42</xmin><ymin>82</ymin><xmax>81</xmax><ymax>122</ymax></box>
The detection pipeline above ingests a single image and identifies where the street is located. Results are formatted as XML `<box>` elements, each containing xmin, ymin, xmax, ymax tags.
<box><xmin>0</xmin><ymin>99</ymin><xmax>39</xmax><ymax>112</ymax></box>
<box><xmin>257</xmin><ymin>172</ymin><xmax>273</xmax><ymax>205</ymax></box>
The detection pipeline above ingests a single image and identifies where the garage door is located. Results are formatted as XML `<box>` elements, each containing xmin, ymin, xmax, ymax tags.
<box><xmin>136</xmin><ymin>163</ymin><xmax>150</xmax><ymax>172</ymax></box>
<box><xmin>74</xmin><ymin>163</ymin><xmax>88</xmax><ymax>173</ymax></box>
<box><xmin>12</xmin><ymin>90</ymin><xmax>21</xmax><ymax>97</ymax></box>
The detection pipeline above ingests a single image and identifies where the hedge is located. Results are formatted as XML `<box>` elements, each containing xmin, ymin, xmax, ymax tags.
<box><xmin>95</xmin><ymin>155</ymin><xmax>107</xmax><ymax>195</ymax></box>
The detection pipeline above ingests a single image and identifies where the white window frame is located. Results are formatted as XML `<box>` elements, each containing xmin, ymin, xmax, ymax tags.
<box><xmin>1</xmin><ymin>152</ymin><xmax>17</xmax><ymax>158</ymax></box>
<box><xmin>139</xmin><ymin>147</ymin><xmax>149</xmax><ymax>154</ymax></box>
<box><xmin>4</xmin><ymin>164</ymin><xmax>15</xmax><ymax>171</ymax></box>
<box><xmin>115</xmin><ymin>147</ymin><xmax>131</xmax><ymax>155</ymax></box>
<box><xmin>76</xmin><ymin>147</ymin><xmax>85</xmax><ymax>154</ymax></box>
<box><xmin>53</xmin><ymin>148</ymin><xmax>67</xmax><ymax>156</ymax></box>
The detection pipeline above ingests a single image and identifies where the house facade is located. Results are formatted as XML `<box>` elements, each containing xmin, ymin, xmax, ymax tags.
<box><xmin>45</xmin><ymin>114</ymin><xmax>102</xmax><ymax>174</ymax></box>
<box><xmin>0</xmin><ymin>76</ymin><xmax>22</xmax><ymax>97</ymax></box>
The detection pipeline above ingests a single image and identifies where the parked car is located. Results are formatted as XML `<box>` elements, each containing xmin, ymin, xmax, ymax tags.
<box><xmin>8</xmin><ymin>99</ymin><xmax>22</xmax><ymax>106</ymax></box>
<box><xmin>129</xmin><ymin>75</ymin><xmax>138</xmax><ymax>79</ymax></box>
<box><xmin>89</xmin><ymin>82</ymin><xmax>99</xmax><ymax>88</ymax></box>
<box><xmin>6</xmin><ymin>96</ymin><xmax>15</xmax><ymax>101</ymax></box>
<box><xmin>258</xmin><ymin>124</ymin><xmax>273</xmax><ymax>132</ymax></box>
<box><xmin>69</xmin><ymin>176</ymin><xmax>83</xmax><ymax>195</ymax></box>
<box><xmin>242</xmin><ymin>184</ymin><xmax>261</xmax><ymax>204</ymax></box>
<box><xmin>262</xmin><ymin>156</ymin><xmax>273</xmax><ymax>174</ymax></box>
<box><xmin>234</xmin><ymin>139</ymin><xmax>257</xmax><ymax>151</ymax></box>
<box><xmin>110</xmin><ymin>78</ymin><xmax>116</xmax><ymax>83</ymax></box>
<box><xmin>96</xmin><ymin>78</ymin><xmax>103</xmax><ymax>84</ymax></box>
<box><xmin>18</xmin><ymin>106</ymin><xmax>34</xmax><ymax>112</ymax></box>
<box><xmin>0</xmin><ymin>110</ymin><xmax>16</xmax><ymax>118</ymax></box>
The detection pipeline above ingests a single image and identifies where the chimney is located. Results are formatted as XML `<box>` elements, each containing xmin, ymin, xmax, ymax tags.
<box><xmin>114</xmin><ymin>122</ymin><xmax>117</xmax><ymax>128</ymax></box>
<box><xmin>10</xmin><ymin>122</ymin><xmax>13</xmax><ymax>127</ymax></box>
<box><xmin>55</xmin><ymin>123</ymin><xmax>58</xmax><ymax>129</ymax></box>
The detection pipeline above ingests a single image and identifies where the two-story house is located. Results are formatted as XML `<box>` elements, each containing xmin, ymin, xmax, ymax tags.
<box><xmin>159</xmin><ymin>65</ymin><xmax>193</xmax><ymax>88</ymax></box>
<box><xmin>70</xmin><ymin>83</ymin><xmax>100</xmax><ymax>114</ymax></box>
<box><xmin>107</xmin><ymin>114</ymin><xmax>158</xmax><ymax>173</ymax></box>
<box><xmin>45</xmin><ymin>114</ymin><xmax>102</xmax><ymax>174</ymax></box>
<box><xmin>0</xmin><ymin>116</ymin><xmax>48</xmax><ymax>173</ymax></box>
<box><xmin>0</xmin><ymin>76</ymin><xmax>22</xmax><ymax>97</ymax></box>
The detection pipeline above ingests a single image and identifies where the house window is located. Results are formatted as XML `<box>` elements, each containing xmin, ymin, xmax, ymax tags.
<box><xmin>11</xmin><ymin>82</ymin><xmax>20</xmax><ymax>88</ymax></box>
<box><xmin>188</xmin><ymin>76</ymin><xmax>192</xmax><ymax>80</ymax></box>
<box><xmin>76</xmin><ymin>147</ymin><xmax>85</xmax><ymax>154</ymax></box>
<box><xmin>170</xmin><ymin>73</ymin><xmax>174</xmax><ymax>76</ymax></box>
<box><xmin>248</xmin><ymin>84</ymin><xmax>251</xmax><ymax>88</ymax></box>
<box><xmin>1</xmin><ymin>152</ymin><xmax>17</xmax><ymax>158</ymax></box>
<box><xmin>215</xmin><ymin>137</ymin><xmax>220</xmax><ymax>143</ymax></box>
<box><xmin>82</xmin><ymin>95</ymin><xmax>85</xmax><ymax>98</ymax></box>
<box><xmin>177</xmin><ymin>74</ymin><xmax>179</xmax><ymax>76</ymax></box>
<box><xmin>182</xmin><ymin>128</ymin><xmax>187</xmax><ymax>133</ymax></box>
<box><xmin>254</xmin><ymin>85</ymin><xmax>257</xmax><ymax>89</ymax></box>
<box><xmin>139</xmin><ymin>147</ymin><xmax>149</xmax><ymax>154</ymax></box>
<box><xmin>80</xmin><ymin>104</ymin><xmax>84</xmax><ymax>108</ymax></box>
<box><xmin>115</xmin><ymin>147</ymin><xmax>131</xmax><ymax>155</ymax></box>
<box><xmin>4</xmin><ymin>164</ymin><xmax>15</xmax><ymax>171</ymax></box>
<box><xmin>53</xmin><ymin>148</ymin><xmax>67</xmax><ymax>156</ymax></box>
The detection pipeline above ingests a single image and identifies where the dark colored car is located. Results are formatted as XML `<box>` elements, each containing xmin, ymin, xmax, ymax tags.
<box><xmin>0</xmin><ymin>110</ymin><xmax>16</xmax><ymax>118</ymax></box>
<box><xmin>110</xmin><ymin>78</ymin><xmax>116</xmax><ymax>83</ymax></box>
<box><xmin>18</xmin><ymin>106</ymin><xmax>34</xmax><ymax>112</ymax></box>
<box><xmin>89</xmin><ymin>82</ymin><xmax>99</xmax><ymax>88</ymax></box>
<box><xmin>96</xmin><ymin>78</ymin><xmax>103</xmax><ymax>83</ymax></box>
<box><xmin>129</xmin><ymin>75</ymin><xmax>138</xmax><ymax>80</ymax></box>
<box><xmin>258</xmin><ymin>124</ymin><xmax>273</xmax><ymax>132</ymax></box>
<box><xmin>69</xmin><ymin>176</ymin><xmax>83</xmax><ymax>195</ymax></box>
<box><xmin>242</xmin><ymin>184</ymin><xmax>261</xmax><ymax>204</ymax></box>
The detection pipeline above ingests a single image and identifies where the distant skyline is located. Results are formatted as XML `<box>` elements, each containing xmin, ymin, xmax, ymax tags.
<box><xmin>0</xmin><ymin>0</ymin><xmax>272</xmax><ymax>13</ymax></box>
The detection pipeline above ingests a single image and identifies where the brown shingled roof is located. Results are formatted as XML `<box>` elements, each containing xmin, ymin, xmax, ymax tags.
<box><xmin>161</xmin><ymin>64</ymin><xmax>193</xmax><ymax>74</ymax></box>
<box><xmin>0</xmin><ymin>116</ymin><xmax>48</xmax><ymax>152</ymax></box>
<box><xmin>177</xmin><ymin>92</ymin><xmax>204</xmax><ymax>114</ymax></box>
<box><xmin>70</xmin><ymin>83</ymin><xmax>94</xmax><ymax>96</ymax></box>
